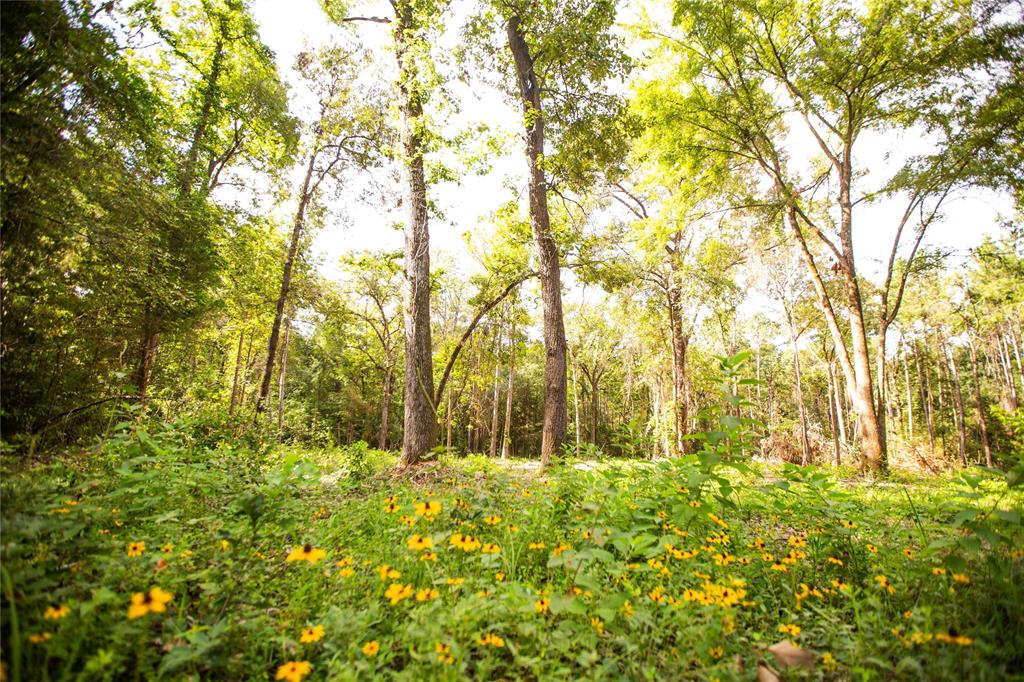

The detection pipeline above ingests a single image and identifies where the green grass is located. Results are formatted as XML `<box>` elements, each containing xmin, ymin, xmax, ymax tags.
<box><xmin>1</xmin><ymin>421</ymin><xmax>1022</xmax><ymax>681</ymax></box>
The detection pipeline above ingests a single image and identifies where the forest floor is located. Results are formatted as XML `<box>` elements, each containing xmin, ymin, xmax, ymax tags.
<box><xmin>2</xmin><ymin>423</ymin><xmax>1022</xmax><ymax>681</ymax></box>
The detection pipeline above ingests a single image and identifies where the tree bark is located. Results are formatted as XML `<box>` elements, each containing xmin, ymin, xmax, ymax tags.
<box><xmin>667</xmin><ymin>284</ymin><xmax>691</xmax><ymax>455</ymax></box>
<box><xmin>489</xmin><ymin>325</ymin><xmax>502</xmax><ymax>457</ymax></box>
<box><xmin>506</xmin><ymin>15</ymin><xmax>568</xmax><ymax>469</ymax></box>
<box><xmin>229</xmin><ymin>329</ymin><xmax>244</xmax><ymax>415</ymax></box>
<box><xmin>379</xmin><ymin>361</ymin><xmax>393</xmax><ymax>450</ymax></box>
<box><xmin>393</xmin><ymin>0</ymin><xmax>438</xmax><ymax>466</ymax></box>
<box><xmin>966</xmin><ymin>334</ymin><xmax>992</xmax><ymax>467</ymax></box>
<box><xmin>946</xmin><ymin>343</ymin><xmax>969</xmax><ymax>465</ymax></box>
<box><xmin>501</xmin><ymin>321</ymin><xmax>516</xmax><ymax>461</ymax></box>
<box><xmin>571</xmin><ymin>345</ymin><xmax>581</xmax><ymax>454</ymax></box>
<box><xmin>277</xmin><ymin>319</ymin><xmax>291</xmax><ymax>433</ymax></box>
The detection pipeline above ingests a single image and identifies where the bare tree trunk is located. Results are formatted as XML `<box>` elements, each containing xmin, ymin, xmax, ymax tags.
<box><xmin>394</xmin><ymin>1</ymin><xmax>438</xmax><ymax>466</ymax></box>
<box><xmin>501</xmin><ymin>321</ymin><xmax>516</xmax><ymax>461</ymax></box>
<box><xmin>830</xmin><ymin>360</ymin><xmax>847</xmax><ymax>463</ymax></box>
<box><xmin>257</xmin><ymin>141</ymin><xmax>319</xmax><ymax>415</ymax></box>
<box><xmin>489</xmin><ymin>326</ymin><xmax>502</xmax><ymax>457</ymax></box>
<box><xmin>571</xmin><ymin>345</ymin><xmax>581</xmax><ymax>454</ymax></box>
<box><xmin>827</xmin><ymin>361</ymin><xmax>840</xmax><ymax>466</ymax></box>
<box><xmin>788</xmin><ymin>324</ymin><xmax>810</xmax><ymax>465</ymax></box>
<box><xmin>915</xmin><ymin>344</ymin><xmax>935</xmax><ymax>453</ymax></box>
<box><xmin>1009</xmin><ymin>323</ymin><xmax>1024</xmax><ymax>391</ymax></box>
<box><xmin>966</xmin><ymin>334</ymin><xmax>992</xmax><ymax>467</ymax></box>
<box><xmin>946</xmin><ymin>344</ymin><xmax>969</xmax><ymax>466</ymax></box>
<box><xmin>229</xmin><ymin>329</ymin><xmax>245</xmax><ymax>415</ymax></box>
<box><xmin>379</xmin><ymin>361</ymin><xmax>393</xmax><ymax>450</ymax></box>
<box><xmin>277</xmin><ymin>319</ymin><xmax>291</xmax><ymax>433</ymax></box>
<box><xmin>507</xmin><ymin>16</ymin><xmax>567</xmax><ymax>469</ymax></box>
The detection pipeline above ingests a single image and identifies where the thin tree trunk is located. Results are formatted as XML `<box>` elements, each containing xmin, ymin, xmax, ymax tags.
<box><xmin>788</xmin><ymin>325</ymin><xmax>810</xmax><ymax>465</ymax></box>
<box><xmin>229</xmin><ymin>329</ymin><xmax>245</xmax><ymax>415</ymax></box>
<box><xmin>571</xmin><ymin>345</ymin><xmax>581</xmax><ymax>454</ymax></box>
<box><xmin>827</xmin><ymin>360</ymin><xmax>840</xmax><ymax>466</ymax></box>
<box><xmin>489</xmin><ymin>326</ymin><xmax>502</xmax><ymax>457</ymax></box>
<box><xmin>507</xmin><ymin>16</ymin><xmax>568</xmax><ymax>469</ymax></box>
<box><xmin>501</xmin><ymin>322</ymin><xmax>516</xmax><ymax>461</ymax></box>
<box><xmin>966</xmin><ymin>334</ymin><xmax>992</xmax><ymax>467</ymax></box>
<box><xmin>277</xmin><ymin>319</ymin><xmax>291</xmax><ymax>433</ymax></box>
<box><xmin>379</xmin><ymin>362</ymin><xmax>393</xmax><ymax>450</ymax></box>
<box><xmin>946</xmin><ymin>344</ymin><xmax>969</xmax><ymax>466</ymax></box>
<box><xmin>916</xmin><ymin>344</ymin><xmax>935</xmax><ymax>453</ymax></box>
<box><xmin>257</xmin><ymin>139</ymin><xmax>319</xmax><ymax>415</ymax></box>
<box><xmin>903</xmin><ymin>345</ymin><xmax>913</xmax><ymax>443</ymax></box>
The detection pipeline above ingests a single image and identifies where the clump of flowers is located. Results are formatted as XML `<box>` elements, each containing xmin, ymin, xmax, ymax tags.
<box><xmin>414</xmin><ymin>500</ymin><xmax>442</xmax><ymax>518</ymax></box>
<box><xmin>478</xmin><ymin>633</ymin><xmax>505</xmax><ymax>647</ymax></box>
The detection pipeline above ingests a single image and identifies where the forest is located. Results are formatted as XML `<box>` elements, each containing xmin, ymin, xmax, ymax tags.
<box><xmin>1</xmin><ymin>0</ymin><xmax>1023</xmax><ymax>680</ymax></box>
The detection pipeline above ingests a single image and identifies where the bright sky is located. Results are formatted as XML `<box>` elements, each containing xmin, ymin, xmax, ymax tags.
<box><xmin>249</xmin><ymin>0</ymin><xmax>1016</xmax><ymax>303</ymax></box>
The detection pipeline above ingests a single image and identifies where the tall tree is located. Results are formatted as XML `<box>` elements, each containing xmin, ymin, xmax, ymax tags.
<box><xmin>256</xmin><ymin>46</ymin><xmax>386</xmax><ymax>414</ymax></box>
<box><xmin>469</xmin><ymin>0</ymin><xmax>632</xmax><ymax>467</ymax></box>
<box><xmin>663</xmin><ymin>0</ymin><xmax>1010</xmax><ymax>470</ymax></box>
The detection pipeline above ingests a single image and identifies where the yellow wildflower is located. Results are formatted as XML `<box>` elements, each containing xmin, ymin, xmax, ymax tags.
<box><xmin>43</xmin><ymin>605</ymin><xmax>71</xmax><ymax>620</ymax></box>
<box><xmin>127</xmin><ymin>542</ymin><xmax>145</xmax><ymax>557</ymax></box>
<box><xmin>127</xmin><ymin>587</ymin><xmax>173</xmax><ymax>620</ymax></box>
<box><xmin>300</xmin><ymin>625</ymin><xmax>325</xmax><ymax>643</ymax></box>
<box><xmin>362</xmin><ymin>641</ymin><xmax>379</xmax><ymax>656</ymax></box>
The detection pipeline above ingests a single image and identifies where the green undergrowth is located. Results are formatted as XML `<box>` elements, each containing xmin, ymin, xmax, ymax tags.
<box><xmin>1</xmin><ymin>421</ymin><xmax>1022</xmax><ymax>681</ymax></box>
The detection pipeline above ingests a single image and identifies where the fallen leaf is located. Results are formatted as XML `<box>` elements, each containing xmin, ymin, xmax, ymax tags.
<box><xmin>767</xmin><ymin>640</ymin><xmax>816</xmax><ymax>669</ymax></box>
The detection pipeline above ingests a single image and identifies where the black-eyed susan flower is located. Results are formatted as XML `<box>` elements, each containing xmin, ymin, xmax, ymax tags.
<box><xmin>827</xmin><ymin>556</ymin><xmax>844</xmax><ymax>566</ymax></box>
<box><xmin>822</xmin><ymin>652</ymin><xmax>837</xmax><ymax>671</ymax></box>
<box><xmin>495</xmin><ymin>572</ymin><xmax>506</xmax><ymax>581</ymax></box>
<box><xmin>483</xmin><ymin>515</ymin><xmax>502</xmax><ymax>525</ymax></box>
<box><xmin>415</xmin><ymin>588</ymin><xmax>440</xmax><ymax>602</ymax></box>
<box><xmin>419</xmin><ymin>552</ymin><xmax>438</xmax><ymax>562</ymax></box>
<box><xmin>931</xmin><ymin>567</ymin><xmax>947</xmax><ymax>575</ymax></box>
<box><xmin>534</xmin><ymin>597</ymin><xmax>550</xmax><ymax>613</ymax></box>
<box><xmin>43</xmin><ymin>605</ymin><xmax>70</xmax><ymax>620</ymax></box>
<box><xmin>407</xmin><ymin>534</ymin><xmax>433</xmax><ymax>552</ymax></box>
<box><xmin>778</xmin><ymin>623</ymin><xmax>801</xmax><ymax>637</ymax></box>
<box><xmin>708</xmin><ymin>513</ymin><xmax>729</xmax><ymax>529</ymax></box>
<box><xmin>551</xmin><ymin>542</ymin><xmax>572</xmax><ymax>556</ymax></box>
<box><xmin>414</xmin><ymin>500</ymin><xmax>442</xmax><ymax>518</ymax></box>
<box><xmin>507</xmin><ymin>523</ymin><xmax>520</xmax><ymax>532</ymax></box>
<box><xmin>384</xmin><ymin>501</ymin><xmax>400</xmax><ymax>513</ymax></box>
<box><xmin>339</xmin><ymin>567</ymin><xmax>355</xmax><ymax>578</ymax></box>
<box><xmin>286</xmin><ymin>544</ymin><xmax>326</xmax><ymax>564</ymax></box>
<box><xmin>276</xmin><ymin>661</ymin><xmax>312</xmax><ymax>682</ymax></box>
<box><xmin>952</xmin><ymin>573</ymin><xmax>970</xmax><ymax>584</ymax></box>
<box><xmin>399</xmin><ymin>514</ymin><xmax>416</xmax><ymax>526</ymax></box>
<box><xmin>446</xmin><ymin>577</ymin><xmax>464</xmax><ymax>586</ymax></box>
<box><xmin>299</xmin><ymin>625</ymin><xmax>325</xmax><ymax>643</ymax></box>
<box><xmin>384</xmin><ymin>583</ymin><xmax>413</xmax><ymax>605</ymax></box>
<box><xmin>591</xmin><ymin>617</ymin><xmax>604</xmax><ymax>634</ymax></box>
<box><xmin>435</xmin><ymin>642</ymin><xmax>454</xmax><ymax>664</ymax></box>
<box><xmin>709</xmin><ymin>646</ymin><xmax>724</xmax><ymax>659</ymax></box>
<box><xmin>377</xmin><ymin>564</ymin><xmax>401</xmax><ymax>581</ymax></box>
<box><xmin>874</xmin><ymin>574</ymin><xmax>895</xmax><ymax>594</ymax></box>
<box><xmin>528</xmin><ymin>541</ymin><xmax>545</xmax><ymax>549</ymax></box>
<box><xmin>902</xmin><ymin>548</ymin><xmax>914</xmax><ymax>558</ymax></box>
<box><xmin>362</xmin><ymin>641</ymin><xmax>379</xmax><ymax>656</ymax></box>
<box><xmin>840</xmin><ymin>520</ymin><xmax>857</xmax><ymax>529</ymax></box>
<box><xmin>481</xmin><ymin>543</ymin><xmax>500</xmax><ymax>554</ymax></box>
<box><xmin>127</xmin><ymin>542</ymin><xmax>145</xmax><ymax>557</ymax></box>
<box><xmin>866</xmin><ymin>544</ymin><xmax>878</xmax><ymax>554</ymax></box>
<box><xmin>28</xmin><ymin>633</ymin><xmax>52</xmax><ymax>643</ymax></box>
<box><xmin>127</xmin><ymin>587</ymin><xmax>173</xmax><ymax>619</ymax></box>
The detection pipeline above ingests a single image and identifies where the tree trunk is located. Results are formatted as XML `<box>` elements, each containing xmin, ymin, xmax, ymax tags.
<box><xmin>501</xmin><ymin>322</ymin><xmax>516</xmax><ymax>460</ymax></box>
<box><xmin>257</xmin><ymin>139</ymin><xmax>319</xmax><ymax>415</ymax></box>
<box><xmin>915</xmin><ymin>344</ymin><xmax>935</xmax><ymax>454</ymax></box>
<box><xmin>966</xmin><ymin>334</ymin><xmax>992</xmax><ymax>467</ymax></box>
<box><xmin>946</xmin><ymin>344</ymin><xmax>969</xmax><ymax>466</ymax></box>
<box><xmin>786</xmin><ymin>314</ymin><xmax>810</xmax><ymax>465</ymax></box>
<box><xmin>229</xmin><ymin>329</ymin><xmax>245</xmax><ymax>415</ymax></box>
<box><xmin>785</xmin><ymin>204</ymin><xmax>885</xmax><ymax>471</ymax></box>
<box><xmin>507</xmin><ymin>16</ymin><xmax>568</xmax><ymax>469</ymax></box>
<box><xmin>667</xmin><ymin>286</ymin><xmax>690</xmax><ymax>455</ymax></box>
<box><xmin>489</xmin><ymin>326</ymin><xmax>502</xmax><ymax>457</ymax></box>
<box><xmin>379</xmin><ymin>361</ymin><xmax>393</xmax><ymax>450</ymax></box>
<box><xmin>903</xmin><ymin>345</ymin><xmax>913</xmax><ymax>443</ymax></box>
<box><xmin>393</xmin><ymin>1</ymin><xmax>438</xmax><ymax>466</ymax></box>
<box><xmin>277</xmin><ymin>319</ymin><xmax>291</xmax><ymax>434</ymax></box>
<box><xmin>826</xmin><ymin>360</ymin><xmax>840</xmax><ymax>466</ymax></box>
<box><xmin>571</xmin><ymin>345</ymin><xmax>581</xmax><ymax>454</ymax></box>
<box><xmin>134</xmin><ymin>302</ymin><xmax>158</xmax><ymax>402</ymax></box>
